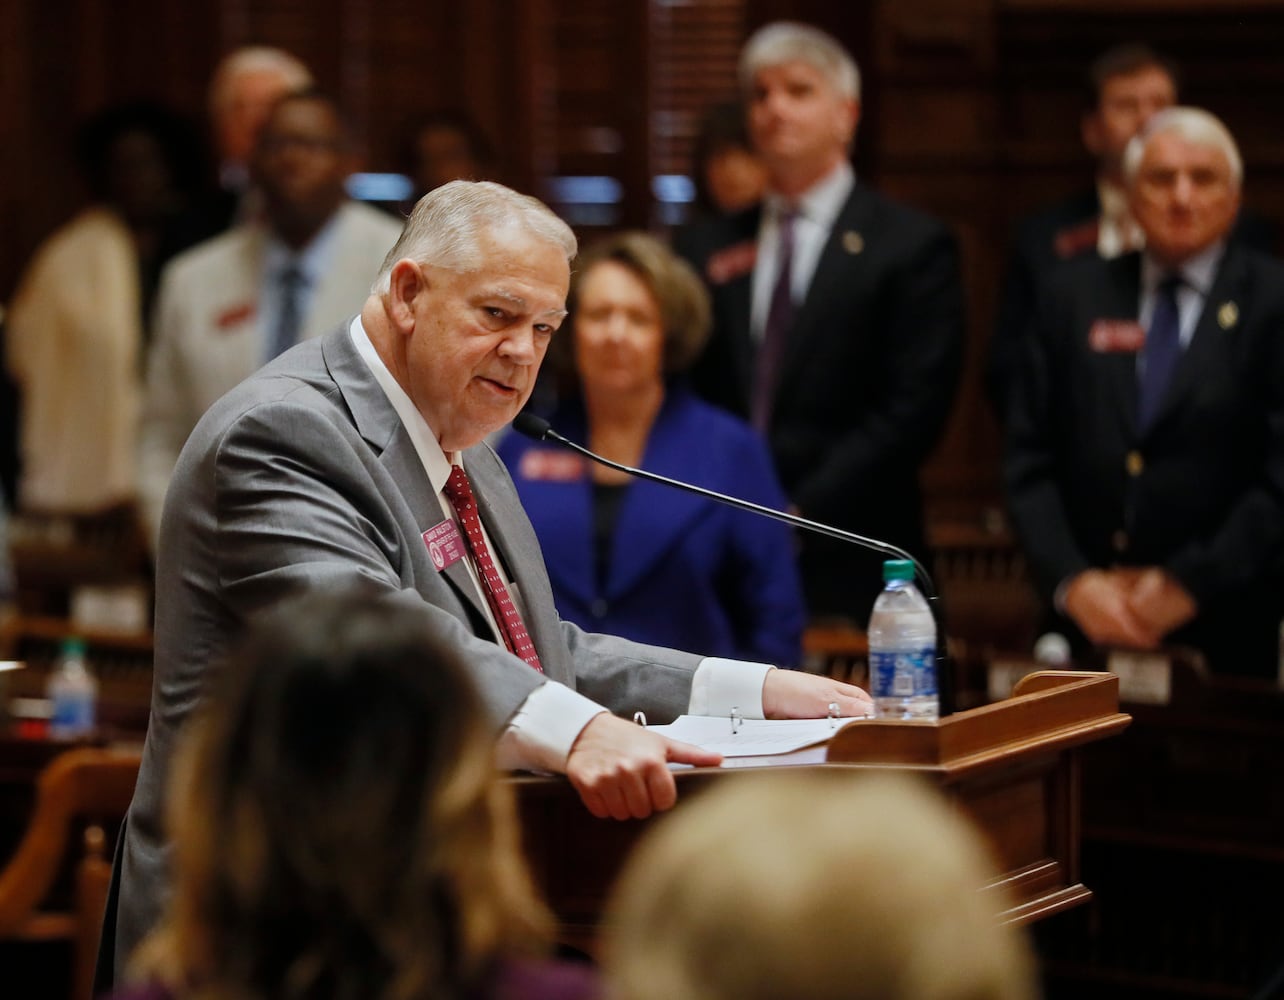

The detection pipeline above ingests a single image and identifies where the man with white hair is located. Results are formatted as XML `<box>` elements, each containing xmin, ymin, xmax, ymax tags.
<box><xmin>1005</xmin><ymin>107</ymin><xmax>1284</xmax><ymax>676</ymax></box>
<box><xmin>676</xmin><ymin>21</ymin><xmax>964</xmax><ymax>625</ymax></box>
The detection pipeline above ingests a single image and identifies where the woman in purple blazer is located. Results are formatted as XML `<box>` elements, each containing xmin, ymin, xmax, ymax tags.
<box><xmin>109</xmin><ymin>589</ymin><xmax>600</xmax><ymax>1000</ymax></box>
<box><xmin>499</xmin><ymin>232</ymin><xmax>805</xmax><ymax>667</ymax></box>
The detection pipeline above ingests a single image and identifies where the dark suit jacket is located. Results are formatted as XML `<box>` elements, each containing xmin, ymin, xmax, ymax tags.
<box><xmin>989</xmin><ymin>187</ymin><xmax>1278</xmax><ymax>420</ymax></box>
<box><xmin>1004</xmin><ymin>245</ymin><xmax>1284</xmax><ymax>675</ymax></box>
<box><xmin>675</xmin><ymin>184</ymin><xmax>965</xmax><ymax>620</ymax></box>
<box><xmin>497</xmin><ymin>387</ymin><xmax>806</xmax><ymax>665</ymax></box>
<box><xmin>106</xmin><ymin>323</ymin><xmax>702</xmax><ymax>981</ymax></box>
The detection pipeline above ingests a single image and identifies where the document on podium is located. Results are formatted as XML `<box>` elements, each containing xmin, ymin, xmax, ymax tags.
<box><xmin>648</xmin><ymin>714</ymin><xmax>869</xmax><ymax>764</ymax></box>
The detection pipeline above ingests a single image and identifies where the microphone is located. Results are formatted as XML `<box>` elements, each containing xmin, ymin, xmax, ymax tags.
<box><xmin>511</xmin><ymin>411</ymin><xmax>955</xmax><ymax>715</ymax></box>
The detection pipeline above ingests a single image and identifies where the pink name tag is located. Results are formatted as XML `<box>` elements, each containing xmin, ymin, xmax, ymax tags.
<box><xmin>1088</xmin><ymin>319</ymin><xmax>1146</xmax><ymax>353</ymax></box>
<box><xmin>519</xmin><ymin>449</ymin><xmax>585</xmax><ymax>482</ymax></box>
<box><xmin>422</xmin><ymin>519</ymin><xmax>467</xmax><ymax>572</ymax></box>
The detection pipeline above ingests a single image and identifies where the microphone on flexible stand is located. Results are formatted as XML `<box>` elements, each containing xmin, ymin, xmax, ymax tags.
<box><xmin>510</xmin><ymin>411</ymin><xmax>956</xmax><ymax>716</ymax></box>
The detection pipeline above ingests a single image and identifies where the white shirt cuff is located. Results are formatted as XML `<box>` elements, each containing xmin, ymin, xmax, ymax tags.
<box><xmin>688</xmin><ymin>657</ymin><xmax>774</xmax><ymax>719</ymax></box>
<box><xmin>495</xmin><ymin>681</ymin><xmax>606</xmax><ymax>773</ymax></box>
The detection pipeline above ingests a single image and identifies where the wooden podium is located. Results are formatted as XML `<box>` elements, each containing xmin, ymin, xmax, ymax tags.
<box><xmin>513</xmin><ymin>670</ymin><xmax>1129</xmax><ymax>952</ymax></box>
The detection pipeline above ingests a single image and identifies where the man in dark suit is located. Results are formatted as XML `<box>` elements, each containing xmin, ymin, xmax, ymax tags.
<box><xmin>675</xmin><ymin>22</ymin><xmax>964</xmax><ymax>623</ymax></box>
<box><xmin>102</xmin><ymin>180</ymin><xmax>871</xmax><ymax>985</ymax></box>
<box><xmin>1005</xmin><ymin>107</ymin><xmax>1284</xmax><ymax>677</ymax></box>
<box><xmin>989</xmin><ymin>44</ymin><xmax>1275</xmax><ymax>420</ymax></box>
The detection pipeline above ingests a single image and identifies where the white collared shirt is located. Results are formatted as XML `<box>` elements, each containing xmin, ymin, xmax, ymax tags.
<box><xmin>259</xmin><ymin>212</ymin><xmax>342</xmax><ymax>362</ymax></box>
<box><xmin>347</xmin><ymin>318</ymin><xmax>774</xmax><ymax>771</ymax></box>
<box><xmin>1097</xmin><ymin>179</ymin><xmax>1145</xmax><ymax>259</ymax></box>
<box><xmin>1138</xmin><ymin>241</ymin><xmax>1225</xmax><ymax>355</ymax></box>
<box><xmin>750</xmin><ymin>160</ymin><xmax>856</xmax><ymax>342</ymax></box>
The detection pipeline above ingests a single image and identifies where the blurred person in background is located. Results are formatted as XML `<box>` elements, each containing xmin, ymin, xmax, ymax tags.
<box><xmin>110</xmin><ymin>588</ymin><xmax>600</xmax><ymax>1000</ymax></box>
<box><xmin>677</xmin><ymin>22</ymin><xmax>964</xmax><ymax>625</ymax></box>
<box><xmin>5</xmin><ymin>101</ymin><xmax>203</xmax><ymax>521</ymax></box>
<box><xmin>402</xmin><ymin>109</ymin><xmax>498</xmax><ymax>206</ymax></box>
<box><xmin>1005</xmin><ymin>107</ymin><xmax>1284</xmax><ymax>678</ymax></box>
<box><xmin>161</xmin><ymin>45</ymin><xmax>314</xmax><ymax>258</ymax></box>
<box><xmin>137</xmin><ymin>88</ymin><xmax>403</xmax><ymax>549</ymax></box>
<box><xmin>687</xmin><ymin>100</ymin><xmax>767</xmax><ymax>219</ymax></box>
<box><xmin>499</xmin><ymin>231</ymin><xmax>805</xmax><ymax>666</ymax></box>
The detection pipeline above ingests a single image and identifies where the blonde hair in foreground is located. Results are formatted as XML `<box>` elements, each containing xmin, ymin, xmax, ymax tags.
<box><xmin>605</xmin><ymin>772</ymin><xmax>1039</xmax><ymax>1000</ymax></box>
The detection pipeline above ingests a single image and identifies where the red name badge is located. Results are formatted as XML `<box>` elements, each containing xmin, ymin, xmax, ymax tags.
<box><xmin>519</xmin><ymin>449</ymin><xmax>585</xmax><ymax>482</ymax></box>
<box><xmin>1088</xmin><ymin>319</ymin><xmax>1146</xmax><ymax>353</ymax></box>
<box><xmin>215</xmin><ymin>302</ymin><xmax>256</xmax><ymax>331</ymax></box>
<box><xmin>422</xmin><ymin>519</ymin><xmax>467</xmax><ymax>571</ymax></box>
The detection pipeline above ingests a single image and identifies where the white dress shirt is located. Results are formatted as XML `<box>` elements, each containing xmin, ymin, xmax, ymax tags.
<box><xmin>750</xmin><ymin>160</ymin><xmax>856</xmax><ymax>342</ymax></box>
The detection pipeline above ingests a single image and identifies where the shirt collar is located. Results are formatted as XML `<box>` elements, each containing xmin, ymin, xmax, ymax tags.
<box><xmin>348</xmin><ymin>315</ymin><xmax>457</xmax><ymax>493</ymax></box>
<box><xmin>1141</xmin><ymin>240</ymin><xmax>1226</xmax><ymax>297</ymax></box>
<box><xmin>766</xmin><ymin>160</ymin><xmax>854</xmax><ymax>231</ymax></box>
<box><xmin>263</xmin><ymin>207</ymin><xmax>344</xmax><ymax>286</ymax></box>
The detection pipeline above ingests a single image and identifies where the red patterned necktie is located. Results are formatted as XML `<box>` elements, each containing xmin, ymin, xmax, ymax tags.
<box><xmin>442</xmin><ymin>464</ymin><xmax>544</xmax><ymax>672</ymax></box>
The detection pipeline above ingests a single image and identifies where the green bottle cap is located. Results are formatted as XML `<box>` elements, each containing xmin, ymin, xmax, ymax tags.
<box><xmin>882</xmin><ymin>559</ymin><xmax>915</xmax><ymax>582</ymax></box>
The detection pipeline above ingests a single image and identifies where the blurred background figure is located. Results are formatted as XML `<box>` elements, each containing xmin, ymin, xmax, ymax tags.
<box><xmin>605</xmin><ymin>771</ymin><xmax>1038</xmax><ymax>1000</ymax></box>
<box><xmin>5</xmin><ymin>101</ymin><xmax>203</xmax><ymax>520</ymax></box>
<box><xmin>164</xmin><ymin>45</ymin><xmax>314</xmax><ymax>257</ymax></box>
<box><xmin>498</xmin><ymin>231</ymin><xmax>806</xmax><ymax>666</ymax></box>
<box><xmin>402</xmin><ymin>109</ymin><xmax>497</xmax><ymax>206</ymax></box>
<box><xmin>137</xmin><ymin>88</ymin><xmax>403</xmax><ymax>549</ymax></box>
<box><xmin>110</xmin><ymin>588</ymin><xmax>600</xmax><ymax>1000</ymax></box>
<box><xmin>689</xmin><ymin>99</ymin><xmax>767</xmax><ymax>219</ymax></box>
<box><xmin>677</xmin><ymin>22</ymin><xmax>964</xmax><ymax>626</ymax></box>
<box><xmin>988</xmin><ymin>43</ymin><xmax>1276</xmax><ymax>421</ymax></box>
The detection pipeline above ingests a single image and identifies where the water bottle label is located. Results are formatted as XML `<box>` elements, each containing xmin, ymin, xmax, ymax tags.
<box><xmin>50</xmin><ymin>694</ymin><xmax>95</xmax><ymax>735</ymax></box>
<box><xmin>869</xmin><ymin>648</ymin><xmax>937</xmax><ymax>699</ymax></box>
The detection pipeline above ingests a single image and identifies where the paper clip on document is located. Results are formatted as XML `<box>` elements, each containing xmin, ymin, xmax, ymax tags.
<box><xmin>828</xmin><ymin>702</ymin><xmax>841</xmax><ymax>730</ymax></box>
<box><xmin>730</xmin><ymin>706</ymin><xmax>742</xmax><ymax>735</ymax></box>
<box><xmin>633</xmin><ymin>711</ymin><xmax>647</xmax><ymax>727</ymax></box>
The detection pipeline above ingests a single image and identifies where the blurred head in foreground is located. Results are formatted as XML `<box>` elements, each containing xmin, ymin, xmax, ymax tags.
<box><xmin>606</xmin><ymin>771</ymin><xmax>1039</xmax><ymax>1000</ymax></box>
<box><xmin>131</xmin><ymin>588</ymin><xmax>551</xmax><ymax>997</ymax></box>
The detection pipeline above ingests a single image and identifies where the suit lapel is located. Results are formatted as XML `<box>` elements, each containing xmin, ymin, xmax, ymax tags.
<box><xmin>1098</xmin><ymin>254</ymin><xmax>1145</xmax><ymax>436</ymax></box>
<box><xmin>319</xmin><ymin>326</ymin><xmax>489</xmax><ymax>622</ymax></box>
<box><xmin>605</xmin><ymin>394</ymin><xmax>713</xmax><ymax>598</ymax></box>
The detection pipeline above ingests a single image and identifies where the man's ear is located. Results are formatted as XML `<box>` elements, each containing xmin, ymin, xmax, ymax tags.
<box><xmin>387</xmin><ymin>259</ymin><xmax>425</xmax><ymax>333</ymax></box>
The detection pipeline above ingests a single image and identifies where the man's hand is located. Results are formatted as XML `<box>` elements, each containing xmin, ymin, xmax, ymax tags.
<box><xmin>1063</xmin><ymin>569</ymin><xmax>1160</xmax><ymax>649</ymax></box>
<box><xmin>761</xmin><ymin>669</ymin><xmax>873</xmax><ymax>720</ymax></box>
<box><xmin>1127</xmin><ymin>568</ymin><xmax>1198</xmax><ymax>637</ymax></box>
<box><xmin>566</xmin><ymin>712</ymin><xmax>722</xmax><ymax>821</ymax></box>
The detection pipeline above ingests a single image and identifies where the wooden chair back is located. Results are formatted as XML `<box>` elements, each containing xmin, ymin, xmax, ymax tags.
<box><xmin>0</xmin><ymin>746</ymin><xmax>141</xmax><ymax>1000</ymax></box>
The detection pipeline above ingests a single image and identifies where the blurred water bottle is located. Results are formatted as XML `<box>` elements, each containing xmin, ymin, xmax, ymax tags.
<box><xmin>868</xmin><ymin>559</ymin><xmax>937</xmax><ymax>720</ymax></box>
<box><xmin>47</xmin><ymin>636</ymin><xmax>97</xmax><ymax>739</ymax></box>
<box><xmin>1033</xmin><ymin>632</ymin><xmax>1072</xmax><ymax>668</ymax></box>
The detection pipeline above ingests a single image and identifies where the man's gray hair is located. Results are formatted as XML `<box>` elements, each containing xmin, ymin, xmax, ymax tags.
<box><xmin>1123</xmin><ymin>106</ymin><xmax>1243</xmax><ymax>188</ymax></box>
<box><xmin>739</xmin><ymin>22</ymin><xmax>861</xmax><ymax>102</ymax></box>
<box><xmin>371</xmin><ymin>180</ymin><xmax>577</xmax><ymax>294</ymax></box>
<box><xmin>209</xmin><ymin>47</ymin><xmax>313</xmax><ymax>114</ymax></box>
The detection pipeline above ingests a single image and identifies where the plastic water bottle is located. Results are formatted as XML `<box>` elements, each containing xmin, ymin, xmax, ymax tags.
<box><xmin>47</xmin><ymin>637</ymin><xmax>97</xmax><ymax>739</ymax></box>
<box><xmin>867</xmin><ymin>559</ymin><xmax>938</xmax><ymax>720</ymax></box>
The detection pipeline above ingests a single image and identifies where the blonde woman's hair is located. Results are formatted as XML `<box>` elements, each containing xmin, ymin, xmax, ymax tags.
<box><xmin>606</xmin><ymin>771</ymin><xmax>1039</xmax><ymax>1000</ymax></box>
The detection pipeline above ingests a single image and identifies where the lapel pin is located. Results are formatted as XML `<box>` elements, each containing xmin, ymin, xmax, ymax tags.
<box><xmin>1217</xmin><ymin>301</ymin><xmax>1239</xmax><ymax>330</ymax></box>
<box><xmin>842</xmin><ymin>230</ymin><xmax>865</xmax><ymax>255</ymax></box>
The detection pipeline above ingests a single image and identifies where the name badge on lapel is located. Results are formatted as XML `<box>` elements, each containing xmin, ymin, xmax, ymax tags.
<box><xmin>422</xmin><ymin>519</ymin><xmax>467</xmax><ymax>572</ymax></box>
<box><xmin>1088</xmin><ymin>319</ymin><xmax>1145</xmax><ymax>353</ymax></box>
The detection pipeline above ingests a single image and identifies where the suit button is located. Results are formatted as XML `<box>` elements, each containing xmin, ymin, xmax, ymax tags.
<box><xmin>1112</xmin><ymin>529</ymin><xmax>1128</xmax><ymax>552</ymax></box>
<box><xmin>1125</xmin><ymin>450</ymin><xmax>1144</xmax><ymax>476</ymax></box>
<box><xmin>591</xmin><ymin>598</ymin><xmax>608</xmax><ymax>618</ymax></box>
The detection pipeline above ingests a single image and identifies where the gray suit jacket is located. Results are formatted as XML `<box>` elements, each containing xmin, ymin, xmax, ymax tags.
<box><xmin>111</xmin><ymin>322</ymin><xmax>701</xmax><ymax>973</ymax></box>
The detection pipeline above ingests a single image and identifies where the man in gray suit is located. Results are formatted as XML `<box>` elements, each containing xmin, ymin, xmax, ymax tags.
<box><xmin>106</xmin><ymin>180</ymin><xmax>870</xmax><ymax>980</ymax></box>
